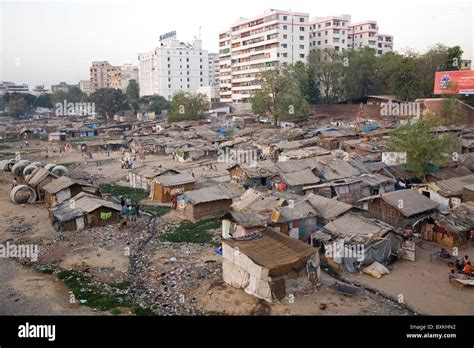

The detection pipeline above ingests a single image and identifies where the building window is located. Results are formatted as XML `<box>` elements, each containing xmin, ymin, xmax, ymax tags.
<box><xmin>299</xmin><ymin>27</ymin><xmax>305</xmax><ymax>31</ymax></box>
<box><xmin>318</xmin><ymin>32</ymin><xmax>321</xmax><ymax>37</ymax></box>
<box><xmin>325</xmin><ymin>40</ymin><xmax>328</xmax><ymax>44</ymax></box>
<box><xmin>299</xmin><ymin>45</ymin><xmax>304</xmax><ymax>49</ymax></box>
<box><xmin>283</xmin><ymin>15</ymin><xmax>287</xmax><ymax>20</ymax></box>
<box><xmin>299</xmin><ymin>18</ymin><xmax>304</xmax><ymax>23</ymax></box>
<box><xmin>318</xmin><ymin>24</ymin><xmax>321</xmax><ymax>28</ymax></box>
<box><xmin>168</xmin><ymin>71</ymin><xmax>171</xmax><ymax>75</ymax></box>
<box><xmin>168</xmin><ymin>64</ymin><xmax>171</xmax><ymax>68</ymax></box>
<box><xmin>299</xmin><ymin>36</ymin><xmax>304</xmax><ymax>40</ymax></box>
<box><xmin>283</xmin><ymin>25</ymin><xmax>288</xmax><ymax>30</ymax></box>
<box><xmin>300</xmin><ymin>54</ymin><xmax>305</xmax><ymax>58</ymax></box>
<box><xmin>168</xmin><ymin>84</ymin><xmax>171</xmax><ymax>88</ymax></box>
<box><xmin>281</xmin><ymin>43</ymin><xmax>287</xmax><ymax>48</ymax></box>
<box><xmin>317</xmin><ymin>41</ymin><xmax>321</xmax><ymax>45</ymax></box>
<box><xmin>167</xmin><ymin>57</ymin><xmax>170</xmax><ymax>61</ymax></box>
<box><xmin>283</xmin><ymin>34</ymin><xmax>287</xmax><ymax>39</ymax></box>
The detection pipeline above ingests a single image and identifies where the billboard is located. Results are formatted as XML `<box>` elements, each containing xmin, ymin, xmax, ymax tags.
<box><xmin>434</xmin><ymin>70</ymin><xmax>474</xmax><ymax>95</ymax></box>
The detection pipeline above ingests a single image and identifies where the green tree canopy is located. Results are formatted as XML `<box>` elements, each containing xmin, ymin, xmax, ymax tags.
<box><xmin>89</xmin><ymin>88</ymin><xmax>128</xmax><ymax>120</ymax></box>
<box><xmin>126</xmin><ymin>80</ymin><xmax>140</xmax><ymax>113</ymax></box>
<box><xmin>388</xmin><ymin>120</ymin><xmax>459</xmax><ymax>181</ymax></box>
<box><xmin>168</xmin><ymin>92</ymin><xmax>209</xmax><ymax>123</ymax></box>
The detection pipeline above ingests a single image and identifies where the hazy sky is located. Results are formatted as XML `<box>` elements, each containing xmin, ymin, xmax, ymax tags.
<box><xmin>0</xmin><ymin>0</ymin><xmax>472</xmax><ymax>87</ymax></box>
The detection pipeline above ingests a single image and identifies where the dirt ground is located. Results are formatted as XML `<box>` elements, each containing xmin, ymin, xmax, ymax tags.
<box><xmin>346</xmin><ymin>240</ymin><xmax>474</xmax><ymax>315</ymax></box>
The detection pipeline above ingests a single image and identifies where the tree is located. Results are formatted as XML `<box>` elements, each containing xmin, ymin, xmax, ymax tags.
<box><xmin>34</xmin><ymin>94</ymin><xmax>53</xmax><ymax>108</ymax></box>
<box><xmin>388</xmin><ymin>120</ymin><xmax>459</xmax><ymax>182</ymax></box>
<box><xmin>250</xmin><ymin>68</ymin><xmax>309</xmax><ymax>126</ymax></box>
<box><xmin>89</xmin><ymin>88</ymin><xmax>128</xmax><ymax>120</ymax></box>
<box><xmin>168</xmin><ymin>92</ymin><xmax>209</xmax><ymax>123</ymax></box>
<box><xmin>67</xmin><ymin>86</ymin><xmax>88</xmax><ymax>103</ymax></box>
<box><xmin>7</xmin><ymin>98</ymin><xmax>28</xmax><ymax>117</ymax></box>
<box><xmin>445</xmin><ymin>46</ymin><xmax>463</xmax><ymax>71</ymax></box>
<box><xmin>390</xmin><ymin>56</ymin><xmax>425</xmax><ymax>101</ymax></box>
<box><xmin>307</xmin><ymin>48</ymin><xmax>344</xmax><ymax>103</ymax></box>
<box><xmin>342</xmin><ymin>47</ymin><xmax>378</xmax><ymax>100</ymax></box>
<box><xmin>126</xmin><ymin>80</ymin><xmax>140</xmax><ymax>113</ymax></box>
<box><xmin>6</xmin><ymin>93</ymin><xmax>36</xmax><ymax>117</ymax></box>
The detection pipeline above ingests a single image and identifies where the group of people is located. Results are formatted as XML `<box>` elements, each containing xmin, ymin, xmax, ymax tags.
<box><xmin>120</xmin><ymin>158</ymin><xmax>134</xmax><ymax>169</ymax></box>
<box><xmin>455</xmin><ymin>254</ymin><xmax>472</xmax><ymax>275</ymax></box>
<box><xmin>119</xmin><ymin>196</ymin><xmax>140</xmax><ymax>228</ymax></box>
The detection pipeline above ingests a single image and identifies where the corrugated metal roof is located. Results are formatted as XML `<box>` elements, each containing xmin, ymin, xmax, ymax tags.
<box><xmin>279</xmin><ymin>169</ymin><xmax>320</xmax><ymax>186</ymax></box>
<box><xmin>156</xmin><ymin>173</ymin><xmax>196</xmax><ymax>186</ymax></box>
<box><xmin>381</xmin><ymin>190</ymin><xmax>438</xmax><ymax>217</ymax></box>
<box><xmin>50</xmin><ymin>192</ymin><xmax>121</xmax><ymax>222</ymax></box>
<box><xmin>184</xmin><ymin>185</ymin><xmax>236</xmax><ymax>204</ymax></box>
<box><xmin>26</xmin><ymin>167</ymin><xmax>58</xmax><ymax>187</ymax></box>
<box><xmin>305</xmin><ymin>193</ymin><xmax>353</xmax><ymax>220</ymax></box>
<box><xmin>43</xmin><ymin>176</ymin><xmax>93</xmax><ymax>194</ymax></box>
<box><xmin>324</xmin><ymin>213</ymin><xmax>396</xmax><ymax>241</ymax></box>
<box><xmin>432</xmin><ymin>174</ymin><xmax>474</xmax><ymax>197</ymax></box>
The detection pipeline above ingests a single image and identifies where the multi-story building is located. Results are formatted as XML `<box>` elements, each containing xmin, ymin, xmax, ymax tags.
<box><xmin>208</xmin><ymin>53</ymin><xmax>220</xmax><ymax>86</ymax></box>
<box><xmin>220</xmin><ymin>9</ymin><xmax>310</xmax><ymax>104</ymax></box>
<box><xmin>309</xmin><ymin>15</ymin><xmax>351</xmax><ymax>52</ymax></box>
<box><xmin>309</xmin><ymin>16</ymin><xmax>393</xmax><ymax>56</ymax></box>
<box><xmin>90</xmin><ymin>61</ymin><xmax>117</xmax><ymax>92</ymax></box>
<box><xmin>51</xmin><ymin>81</ymin><xmax>76</xmax><ymax>93</ymax></box>
<box><xmin>107</xmin><ymin>64</ymin><xmax>139</xmax><ymax>91</ymax></box>
<box><xmin>32</xmin><ymin>85</ymin><xmax>49</xmax><ymax>96</ymax></box>
<box><xmin>218</xmin><ymin>30</ymin><xmax>232</xmax><ymax>103</ymax></box>
<box><xmin>0</xmin><ymin>81</ymin><xmax>29</xmax><ymax>95</ymax></box>
<box><xmin>138</xmin><ymin>32</ymin><xmax>210</xmax><ymax>100</ymax></box>
<box><xmin>348</xmin><ymin>21</ymin><xmax>393</xmax><ymax>56</ymax></box>
<box><xmin>79</xmin><ymin>80</ymin><xmax>92</xmax><ymax>95</ymax></box>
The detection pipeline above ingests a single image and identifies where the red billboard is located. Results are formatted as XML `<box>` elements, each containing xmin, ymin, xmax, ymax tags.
<box><xmin>434</xmin><ymin>70</ymin><xmax>474</xmax><ymax>95</ymax></box>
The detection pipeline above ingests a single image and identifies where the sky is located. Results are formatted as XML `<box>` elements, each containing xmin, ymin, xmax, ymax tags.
<box><xmin>0</xmin><ymin>0</ymin><xmax>473</xmax><ymax>87</ymax></box>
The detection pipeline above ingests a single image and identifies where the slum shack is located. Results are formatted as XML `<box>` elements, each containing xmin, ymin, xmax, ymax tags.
<box><xmin>303</xmin><ymin>178</ymin><xmax>363</xmax><ymax>205</ymax></box>
<box><xmin>25</xmin><ymin>167</ymin><xmax>59</xmax><ymax>202</ymax></box>
<box><xmin>359</xmin><ymin>189</ymin><xmax>439</xmax><ymax>231</ymax></box>
<box><xmin>49</xmin><ymin>192</ymin><xmax>121</xmax><ymax>231</ymax></box>
<box><xmin>222</xmin><ymin>230</ymin><xmax>318</xmax><ymax>302</ymax></box>
<box><xmin>227</xmin><ymin>164</ymin><xmax>273</xmax><ymax>188</ymax></box>
<box><xmin>150</xmin><ymin>173</ymin><xmax>196</xmax><ymax>203</ymax></box>
<box><xmin>182</xmin><ymin>186</ymin><xmax>235</xmax><ymax>221</ymax></box>
<box><xmin>128</xmin><ymin>166</ymin><xmax>180</xmax><ymax>191</ymax></box>
<box><xmin>419</xmin><ymin>174</ymin><xmax>474</xmax><ymax>212</ymax></box>
<box><xmin>43</xmin><ymin>176</ymin><xmax>96</xmax><ymax>207</ymax></box>
<box><xmin>221</xmin><ymin>210</ymin><xmax>267</xmax><ymax>239</ymax></box>
<box><xmin>425</xmin><ymin>202</ymin><xmax>474</xmax><ymax>248</ymax></box>
<box><xmin>270</xmin><ymin>199</ymin><xmax>318</xmax><ymax>241</ymax></box>
<box><xmin>270</xmin><ymin>169</ymin><xmax>320</xmax><ymax>195</ymax></box>
<box><xmin>313</xmin><ymin>213</ymin><xmax>404</xmax><ymax>273</ymax></box>
<box><xmin>304</xmin><ymin>193</ymin><xmax>353</xmax><ymax>227</ymax></box>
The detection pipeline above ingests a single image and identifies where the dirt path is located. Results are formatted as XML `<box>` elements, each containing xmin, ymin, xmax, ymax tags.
<box><xmin>0</xmin><ymin>258</ymin><xmax>97</xmax><ymax>315</ymax></box>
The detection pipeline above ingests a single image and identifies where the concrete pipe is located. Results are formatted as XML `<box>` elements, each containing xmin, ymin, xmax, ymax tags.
<box><xmin>23</xmin><ymin>164</ymin><xmax>39</xmax><ymax>177</ymax></box>
<box><xmin>11</xmin><ymin>160</ymin><xmax>31</xmax><ymax>177</ymax></box>
<box><xmin>51</xmin><ymin>165</ymin><xmax>68</xmax><ymax>176</ymax></box>
<box><xmin>0</xmin><ymin>159</ymin><xmax>15</xmax><ymax>171</ymax></box>
<box><xmin>31</xmin><ymin>161</ymin><xmax>43</xmax><ymax>167</ymax></box>
<box><xmin>44</xmin><ymin>163</ymin><xmax>57</xmax><ymax>172</ymax></box>
<box><xmin>10</xmin><ymin>184</ymin><xmax>37</xmax><ymax>204</ymax></box>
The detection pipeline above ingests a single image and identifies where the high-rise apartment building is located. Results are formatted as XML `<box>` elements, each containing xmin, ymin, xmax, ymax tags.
<box><xmin>79</xmin><ymin>80</ymin><xmax>92</xmax><ymax>95</ymax></box>
<box><xmin>348</xmin><ymin>21</ymin><xmax>393</xmax><ymax>55</ymax></box>
<box><xmin>219</xmin><ymin>9</ymin><xmax>310</xmax><ymax>104</ymax></box>
<box><xmin>138</xmin><ymin>32</ymin><xmax>210</xmax><ymax>100</ymax></box>
<box><xmin>107</xmin><ymin>64</ymin><xmax>139</xmax><ymax>91</ymax></box>
<box><xmin>90</xmin><ymin>61</ymin><xmax>117</xmax><ymax>92</ymax></box>
<box><xmin>208</xmin><ymin>53</ymin><xmax>220</xmax><ymax>86</ymax></box>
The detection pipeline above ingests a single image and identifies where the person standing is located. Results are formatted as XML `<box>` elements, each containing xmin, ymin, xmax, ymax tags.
<box><xmin>130</xmin><ymin>204</ymin><xmax>137</xmax><ymax>222</ymax></box>
<box><xmin>172</xmin><ymin>196</ymin><xmax>178</xmax><ymax>210</ymax></box>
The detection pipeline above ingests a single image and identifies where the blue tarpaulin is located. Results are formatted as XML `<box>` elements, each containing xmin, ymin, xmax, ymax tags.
<box><xmin>362</xmin><ymin>125</ymin><xmax>380</xmax><ymax>132</ymax></box>
<box><xmin>216</xmin><ymin>129</ymin><xmax>227</xmax><ymax>136</ymax></box>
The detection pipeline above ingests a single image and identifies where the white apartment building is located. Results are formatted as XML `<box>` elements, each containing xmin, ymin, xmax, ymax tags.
<box><xmin>90</xmin><ymin>61</ymin><xmax>116</xmax><ymax>92</ymax></box>
<box><xmin>348</xmin><ymin>21</ymin><xmax>393</xmax><ymax>56</ymax></box>
<box><xmin>309</xmin><ymin>16</ymin><xmax>393</xmax><ymax>56</ymax></box>
<box><xmin>208</xmin><ymin>53</ymin><xmax>220</xmax><ymax>86</ymax></box>
<box><xmin>218</xmin><ymin>30</ymin><xmax>232</xmax><ymax>103</ymax></box>
<box><xmin>309</xmin><ymin>15</ymin><xmax>351</xmax><ymax>52</ymax></box>
<box><xmin>138</xmin><ymin>33</ymin><xmax>210</xmax><ymax>100</ymax></box>
<box><xmin>220</xmin><ymin>9</ymin><xmax>310</xmax><ymax>104</ymax></box>
<box><xmin>79</xmin><ymin>80</ymin><xmax>92</xmax><ymax>95</ymax></box>
<box><xmin>0</xmin><ymin>81</ymin><xmax>29</xmax><ymax>95</ymax></box>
